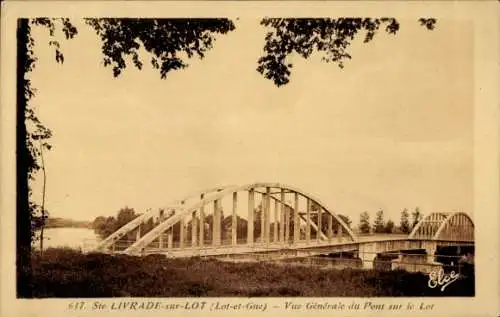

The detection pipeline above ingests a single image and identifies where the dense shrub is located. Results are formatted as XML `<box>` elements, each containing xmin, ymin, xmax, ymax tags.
<box><xmin>28</xmin><ymin>248</ymin><xmax>474</xmax><ymax>297</ymax></box>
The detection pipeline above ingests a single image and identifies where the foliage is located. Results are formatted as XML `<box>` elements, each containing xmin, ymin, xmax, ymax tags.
<box><xmin>358</xmin><ymin>211</ymin><xmax>371</xmax><ymax>234</ymax></box>
<box><xmin>20</xmin><ymin>16</ymin><xmax>437</xmax><ymax>294</ymax></box>
<box><xmin>20</xmin><ymin>18</ymin><xmax>236</xmax><ymax>260</ymax></box>
<box><xmin>373</xmin><ymin>209</ymin><xmax>386</xmax><ymax>233</ymax></box>
<box><xmin>411</xmin><ymin>207</ymin><xmax>423</xmax><ymax>230</ymax></box>
<box><xmin>22</xmin><ymin>16</ymin><xmax>437</xmax><ymax>244</ymax></box>
<box><xmin>92</xmin><ymin>207</ymin><xmax>141</xmax><ymax>239</ymax></box>
<box><xmin>258</xmin><ymin>18</ymin><xmax>437</xmax><ymax>86</ymax></box>
<box><xmin>28</xmin><ymin>248</ymin><xmax>474</xmax><ymax>297</ymax></box>
<box><xmin>24</xmin><ymin>17</ymin><xmax>236</xmax><ymax>229</ymax></box>
<box><xmin>337</xmin><ymin>214</ymin><xmax>352</xmax><ymax>228</ymax></box>
<box><xmin>84</xmin><ymin>18</ymin><xmax>236</xmax><ymax>78</ymax></box>
<box><xmin>384</xmin><ymin>219</ymin><xmax>395</xmax><ymax>234</ymax></box>
<box><xmin>21</xmin><ymin>19</ymin><xmax>78</xmax><ymax>239</ymax></box>
<box><xmin>42</xmin><ymin>217</ymin><xmax>91</xmax><ymax>229</ymax></box>
<box><xmin>400</xmin><ymin>208</ymin><xmax>411</xmax><ymax>233</ymax></box>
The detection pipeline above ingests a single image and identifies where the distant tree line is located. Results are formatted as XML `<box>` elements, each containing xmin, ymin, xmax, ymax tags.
<box><xmin>42</xmin><ymin>217</ymin><xmax>92</xmax><ymax>229</ymax></box>
<box><xmin>357</xmin><ymin>207</ymin><xmax>423</xmax><ymax>234</ymax></box>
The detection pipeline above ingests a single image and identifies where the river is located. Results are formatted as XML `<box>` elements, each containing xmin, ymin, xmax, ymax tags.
<box><xmin>33</xmin><ymin>227</ymin><xmax>101</xmax><ymax>251</ymax></box>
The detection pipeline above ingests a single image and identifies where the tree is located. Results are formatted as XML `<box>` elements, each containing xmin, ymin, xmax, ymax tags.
<box><xmin>411</xmin><ymin>207</ymin><xmax>423</xmax><ymax>230</ymax></box>
<box><xmin>384</xmin><ymin>219</ymin><xmax>395</xmax><ymax>234</ymax></box>
<box><xmin>18</xmin><ymin>17</ymin><xmax>436</xmax><ymax>296</ymax></box>
<box><xmin>400</xmin><ymin>208</ymin><xmax>411</xmax><ymax>234</ymax></box>
<box><xmin>92</xmin><ymin>216</ymin><xmax>106</xmax><ymax>231</ymax></box>
<box><xmin>116</xmin><ymin>206</ymin><xmax>137</xmax><ymax>227</ymax></box>
<box><xmin>38</xmin><ymin>141</ymin><xmax>47</xmax><ymax>256</ymax></box>
<box><xmin>373</xmin><ymin>209</ymin><xmax>386</xmax><ymax>233</ymax></box>
<box><xmin>17</xmin><ymin>18</ymin><xmax>235</xmax><ymax>297</ymax></box>
<box><xmin>317</xmin><ymin>211</ymin><xmax>352</xmax><ymax>236</ymax></box>
<box><xmin>338</xmin><ymin>214</ymin><xmax>352</xmax><ymax>228</ymax></box>
<box><xmin>358</xmin><ymin>211</ymin><xmax>371</xmax><ymax>234</ymax></box>
<box><xmin>258</xmin><ymin>18</ymin><xmax>437</xmax><ymax>86</ymax></box>
<box><xmin>92</xmin><ymin>207</ymin><xmax>139</xmax><ymax>239</ymax></box>
<box><xmin>253</xmin><ymin>203</ymin><xmax>263</xmax><ymax>241</ymax></box>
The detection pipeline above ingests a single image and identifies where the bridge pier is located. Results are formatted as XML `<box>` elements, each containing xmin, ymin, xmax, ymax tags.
<box><xmin>361</xmin><ymin>252</ymin><xmax>377</xmax><ymax>269</ymax></box>
<box><xmin>358</xmin><ymin>242</ymin><xmax>378</xmax><ymax>270</ymax></box>
<box><xmin>425</xmin><ymin>245</ymin><xmax>437</xmax><ymax>264</ymax></box>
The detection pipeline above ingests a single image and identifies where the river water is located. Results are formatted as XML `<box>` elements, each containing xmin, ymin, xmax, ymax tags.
<box><xmin>33</xmin><ymin>227</ymin><xmax>101</xmax><ymax>251</ymax></box>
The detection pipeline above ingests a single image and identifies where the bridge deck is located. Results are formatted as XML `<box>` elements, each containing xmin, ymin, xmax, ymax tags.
<box><xmin>116</xmin><ymin>234</ymin><xmax>473</xmax><ymax>258</ymax></box>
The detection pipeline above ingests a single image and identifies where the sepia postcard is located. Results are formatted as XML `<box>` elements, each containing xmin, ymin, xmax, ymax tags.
<box><xmin>0</xmin><ymin>1</ymin><xmax>499</xmax><ymax>317</ymax></box>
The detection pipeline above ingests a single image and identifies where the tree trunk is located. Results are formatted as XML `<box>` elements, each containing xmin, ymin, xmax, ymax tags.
<box><xmin>16</xmin><ymin>18</ymin><xmax>32</xmax><ymax>298</ymax></box>
<box><xmin>39</xmin><ymin>141</ymin><xmax>46</xmax><ymax>256</ymax></box>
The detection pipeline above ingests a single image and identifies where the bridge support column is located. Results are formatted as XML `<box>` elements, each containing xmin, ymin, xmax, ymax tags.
<box><xmin>359</xmin><ymin>242</ymin><xmax>377</xmax><ymax>270</ymax></box>
<box><xmin>232</xmin><ymin>192</ymin><xmax>237</xmax><ymax>245</ymax></box>
<box><xmin>158</xmin><ymin>212</ymin><xmax>165</xmax><ymax>249</ymax></box>
<box><xmin>306</xmin><ymin>198</ymin><xmax>311</xmax><ymax>244</ymax></box>
<box><xmin>280</xmin><ymin>189</ymin><xmax>285</xmax><ymax>243</ymax></box>
<box><xmin>265</xmin><ymin>187</ymin><xmax>271</xmax><ymax>244</ymax></box>
<box><xmin>248</xmin><ymin>189</ymin><xmax>254</xmax><ymax>245</ymax></box>
<box><xmin>424</xmin><ymin>242</ymin><xmax>438</xmax><ymax>264</ymax></box>
<box><xmin>317</xmin><ymin>207</ymin><xmax>322</xmax><ymax>243</ymax></box>
<box><xmin>179</xmin><ymin>217</ymin><xmax>185</xmax><ymax>249</ymax></box>
<box><xmin>167</xmin><ymin>229</ymin><xmax>173</xmax><ymax>249</ymax></box>
<box><xmin>136</xmin><ymin>225</ymin><xmax>141</xmax><ymax>242</ymax></box>
<box><xmin>159</xmin><ymin>233</ymin><xmax>164</xmax><ymax>249</ymax></box>
<box><xmin>274</xmin><ymin>199</ymin><xmax>279</xmax><ymax>243</ymax></box>
<box><xmin>327</xmin><ymin>214</ymin><xmax>333</xmax><ymax>242</ymax></box>
<box><xmin>260</xmin><ymin>193</ymin><xmax>265</xmax><ymax>243</ymax></box>
<box><xmin>293</xmin><ymin>192</ymin><xmax>300</xmax><ymax>243</ymax></box>
<box><xmin>337</xmin><ymin>224</ymin><xmax>343</xmax><ymax>242</ymax></box>
<box><xmin>284</xmin><ymin>206</ymin><xmax>290</xmax><ymax>244</ymax></box>
<box><xmin>361</xmin><ymin>253</ymin><xmax>377</xmax><ymax>270</ymax></box>
<box><xmin>213</xmin><ymin>199</ymin><xmax>221</xmax><ymax>246</ymax></box>
<box><xmin>199</xmin><ymin>193</ymin><xmax>205</xmax><ymax>247</ymax></box>
<box><xmin>192</xmin><ymin>211</ymin><xmax>198</xmax><ymax>247</ymax></box>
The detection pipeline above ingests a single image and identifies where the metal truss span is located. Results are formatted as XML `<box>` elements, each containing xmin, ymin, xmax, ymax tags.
<box><xmin>94</xmin><ymin>182</ymin><xmax>357</xmax><ymax>256</ymax></box>
<box><xmin>409</xmin><ymin>211</ymin><xmax>474</xmax><ymax>242</ymax></box>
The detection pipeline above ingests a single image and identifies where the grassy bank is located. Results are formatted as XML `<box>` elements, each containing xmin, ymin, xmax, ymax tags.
<box><xmin>26</xmin><ymin>248</ymin><xmax>474</xmax><ymax>297</ymax></box>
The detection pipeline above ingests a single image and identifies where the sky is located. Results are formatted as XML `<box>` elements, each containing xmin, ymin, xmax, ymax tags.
<box><xmin>29</xmin><ymin>18</ymin><xmax>473</xmax><ymax>224</ymax></box>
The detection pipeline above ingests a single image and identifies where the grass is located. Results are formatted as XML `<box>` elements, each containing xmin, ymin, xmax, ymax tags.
<box><xmin>25</xmin><ymin>248</ymin><xmax>474</xmax><ymax>297</ymax></box>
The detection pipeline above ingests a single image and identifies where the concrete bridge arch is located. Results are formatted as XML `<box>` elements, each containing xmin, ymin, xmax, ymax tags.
<box><xmin>95</xmin><ymin>182</ymin><xmax>357</xmax><ymax>255</ymax></box>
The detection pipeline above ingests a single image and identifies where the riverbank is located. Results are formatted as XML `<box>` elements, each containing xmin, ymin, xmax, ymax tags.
<box><xmin>26</xmin><ymin>248</ymin><xmax>474</xmax><ymax>297</ymax></box>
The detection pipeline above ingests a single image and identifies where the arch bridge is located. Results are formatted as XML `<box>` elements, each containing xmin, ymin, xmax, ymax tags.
<box><xmin>408</xmin><ymin>212</ymin><xmax>474</xmax><ymax>241</ymax></box>
<box><xmin>93</xmin><ymin>183</ymin><xmax>474</xmax><ymax>263</ymax></box>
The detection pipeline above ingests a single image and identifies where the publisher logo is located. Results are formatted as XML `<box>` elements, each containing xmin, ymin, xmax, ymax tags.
<box><xmin>427</xmin><ymin>268</ymin><xmax>459</xmax><ymax>291</ymax></box>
